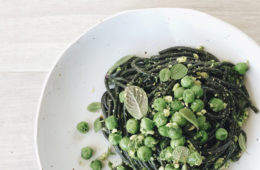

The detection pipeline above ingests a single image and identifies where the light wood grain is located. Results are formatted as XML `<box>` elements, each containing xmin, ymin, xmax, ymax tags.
<box><xmin>0</xmin><ymin>0</ymin><xmax>259</xmax><ymax>169</ymax></box>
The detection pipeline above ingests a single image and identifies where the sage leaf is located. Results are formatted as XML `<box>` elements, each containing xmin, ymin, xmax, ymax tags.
<box><xmin>172</xmin><ymin>146</ymin><xmax>190</xmax><ymax>163</ymax></box>
<box><xmin>159</xmin><ymin>68</ymin><xmax>171</xmax><ymax>82</ymax></box>
<box><xmin>179</xmin><ymin>108</ymin><xmax>199</xmax><ymax>129</ymax></box>
<box><xmin>94</xmin><ymin>117</ymin><xmax>102</xmax><ymax>132</ymax></box>
<box><xmin>171</xmin><ymin>64</ymin><xmax>188</xmax><ymax>80</ymax></box>
<box><xmin>239</xmin><ymin>133</ymin><xmax>247</xmax><ymax>152</ymax></box>
<box><xmin>87</xmin><ymin>102</ymin><xmax>101</xmax><ymax>112</ymax></box>
<box><xmin>124</xmin><ymin>86</ymin><xmax>148</xmax><ymax>120</ymax></box>
<box><xmin>107</xmin><ymin>55</ymin><xmax>134</xmax><ymax>75</ymax></box>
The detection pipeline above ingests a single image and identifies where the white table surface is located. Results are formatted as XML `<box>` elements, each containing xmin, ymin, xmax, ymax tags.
<box><xmin>0</xmin><ymin>0</ymin><xmax>259</xmax><ymax>169</ymax></box>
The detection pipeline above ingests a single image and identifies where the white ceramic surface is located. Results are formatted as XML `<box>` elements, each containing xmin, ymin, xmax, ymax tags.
<box><xmin>36</xmin><ymin>8</ymin><xmax>260</xmax><ymax>170</ymax></box>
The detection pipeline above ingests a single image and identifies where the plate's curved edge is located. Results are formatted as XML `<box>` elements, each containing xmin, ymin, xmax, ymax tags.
<box><xmin>34</xmin><ymin>8</ymin><xmax>260</xmax><ymax>169</ymax></box>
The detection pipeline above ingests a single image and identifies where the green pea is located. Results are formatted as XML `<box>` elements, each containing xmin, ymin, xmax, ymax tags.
<box><xmin>144</xmin><ymin>136</ymin><xmax>158</xmax><ymax>148</ymax></box>
<box><xmin>119</xmin><ymin>137</ymin><xmax>130</xmax><ymax>151</ymax></box>
<box><xmin>181</xmin><ymin>76</ymin><xmax>193</xmax><ymax>88</ymax></box>
<box><xmin>158</xmin><ymin>125</ymin><xmax>169</xmax><ymax>137</ymax></box>
<box><xmin>105</xmin><ymin>116</ymin><xmax>118</xmax><ymax>130</ymax></box>
<box><xmin>194</xmin><ymin>130</ymin><xmax>208</xmax><ymax>144</ymax></box>
<box><xmin>183</xmin><ymin>89</ymin><xmax>195</xmax><ymax>103</ymax></box>
<box><xmin>170</xmin><ymin>100</ymin><xmax>184</xmax><ymax>112</ymax></box>
<box><xmin>191</xmin><ymin>85</ymin><xmax>203</xmax><ymax>98</ymax></box>
<box><xmin>90</xmin><ymin>160</ymin><xmax>102</xmax><ymax>170</ymax></box>
<box><xmin>137</xmin><ymin>146</ymin><xmax>152</xmax><ymax>161</ymax></box>
<box><xmin>159</xmin><ymin>139</ymin><xmax>169</xmax><ymax>149</ymax></box>
<box><xmin>159</xmin><ymin>68</ymin><xmax>171</xmax><ymax>82</ymax></box>
<box><xmin>81</xmin><ymin>146</ymin><xmax>93</xmax><ymax>160</ymax></box>
<box><xmin>187</xmin><ymin>151</ymin><xmax>203</xmax><ymax>167</ymax></box>
<box><xmin>141</xmin><ymin>117</ymin><xmax>155</xmax><ymax>131</ymax></box>
<box><xmin>234</xmin><ymin>62</ymin><xmax>248</xmax><ymax>75</ymax></box>
<box><xmin>126</xmin><ymin>118</ymin><xmax>139</xmax><ymax>134</ymax></box>
<box><xmin>116</xmin><ymin>165</ymin><xmax>126</xmax><ymax>170</ymax></box>
<box><xmin>198</xmin><ymin>116</ymin><xmax>210</xmax><ymax>130</ymax></box>
<box><xmin>119</xmin><ymin>91</ymin><xmax>125</xmax><ymax>103</ymax></box>
<box><xmin>171</xmin><ymin>112</ymin><xmax>187</xmax><ymax>127</ymax></box>
<box><xmin>167</xmin><ymin>126</ymin><xmax>182</xmax><ymax>140</ymax></box>
<box><xmin>165</xmin><ymin>164</ymin><xmax>179</xmax><ymax>170</ymax></box>
<box><xmin>160</xmin><ymin>146</ymin><xmax>173</xmax><ymax>161</ymax></box>
<box><xmin>153</xmin><ymin>112</ymin><xmax>167</xmax><ymax>127</ymax></box>
<box><xmin>174</xmin><ymin>87</ymin><xmax>185</xmax><ymax>99</ymax></box>
<box><xmin>209</xmin><ymin>98</ymin><xmax>225</xmax><ymax>112</ymax></box>
<box><xmin>191</xmin><ymin>99</ymin><xmax>204</xmax><ymax>112</ymax></box>
<box><xmin>77</xmin><ymin>121</ymin><xmax>89</xmax><ymax>134</ymax></box>
<box><xmin>216</xmin><ymin>128</ymin><xmax>228</xmax><ymax>141</ymax></box>
<box><xmin>153</xmin><ymin>98</ymin><xmax>166</xmax><ymax>111</ymax></box>
<box><xmin>170</xmin><ymin>136</ymin><xmax>185</xmax><ymax>148</ymax></box>
<box><xmin>109</xmin><ymin>133</ymin><xmax>122</xmax><ymax>145</ymax></box>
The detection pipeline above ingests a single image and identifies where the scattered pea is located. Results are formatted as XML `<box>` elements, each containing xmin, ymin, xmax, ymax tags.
<box><xmin>209</xmin><ymin>98</ymin><xmax>225</xmax><ymax>112</ymax></box>
<box><xmin>234</xmin><ymin>62</ymin><xmax>248</xmax><ymax>75</ymax></box>
<box><xmin>171</xmin><ymin>112</ymin><xmax>187</xmax><ymax>127</ymax></box>
<box><xmin>174</xmin><ymin>86</ymin><xmax>185</xmax><ymax>99</ymax></box>
<box><xmin>109</xmin><ymin>133</ymin><xmax>122</xmax><ymax>145</ymax></box>
<box><xmin>216</xmin><ymin>128</ymin><xmax>228</xmax><ymax>141</ymax></box>
<box><xmin>126</xmin><ymin>118</ymin><xmax>139</xmax><ymax>134</ymax></box>
<box><xmin>141</xmin><ymin>117</ymin><xmax>155</xmax><ymax>131</ymax></box>
<box><xmin>198</xmin><ymin>116</ymin><xmax>210</xmax><ymax>130</ymax></box>
<box><xmin>187</xmin><ymin>151</ymin><xmax>203</xmax><ymax>166</ymax></box>
<box><xmin>153</xmin><ymin>112</ymin><xmax>168</xmax><ymax>127</ymax></box>
<box><xmin>191</xmin><ymin>85</ymin><xmax>203</xmax><ymax>98</ymax></box>
<box><xmin>181</xmin><ymin>76</ymin><xmax>193</xmax><ymax>88</ymax></box>
<box><xmin>159</xmin><ymin>139</ymin><xmax>169</xmax><ymax>149</ymax></box>
<box><xmin>90</xmin><ymin>160</ymin><xmax>102</xmax><ymax>170</ymax></box>
<box><xmin>158</xmin><ymin>125</ymin><xmax>169</xmax><ymax>137</ymax></box>
<box><xmin>105</xmin><ymin>116</ymin><xmax>118</xmax><ymax>130</ymax></box>
<box><xmin>137</xmin><ymin>146</ymin><xmax>152</xmax><ymax>161</ymax></box>
<box><xmin>116</xmin><ymin>165</ymin><xmax>126</xmax><ymax>170</ymax></box>
<box><xmin>119</xmin><ymin>91</ymin><xmax>125</xmax><ymax>103</ymax></box>
<box><xmin>191</xmin><ymin>99</ymin><xmax>204</xmax><ymax>112</ymax></box>
<box><xmin>119</xmin><ymin>137</ymin><xmax>130</xmax><ymax>151</ymax></box>
<box><xmin>77</xmin><ymin>121</ymin><xmax>89</xmax><ymax>134</ymax></box>
<box><xmin>170</xmin><ymin>100</ymin><xmax>184</xmax><ymax>112</ymax></box>
<box><xmin>153</xmin><ymin>98</ymin><xmax>166</xmax><ymax>111</ymax></box>
<box><xmin>165</xmin><ymin>164</ymin><xmax>180</xmax><ymax>170</ymax></box>
<box><xmin>167</xmin><ymin>126</ymin><xmax>183</xmax><ymax>140</ymax></box>
<box><xmin>183</xmin><ymin>89</ymin><xmax>195</xmax><ymax>103</ymax></box>
<box><xmin>144</xmin><ymin>136</ymin><xmax>158</xmax><ymax>148</ymax></box>
<box><xmin>160</xmin><ymin>146</ymin><xmax>173</xmax><ymax>161</ymax></box>
<box><xmin>194</xmin><ymin>130</ymin><xmax>208</xmax><ymax>144</ymax></box>
<box><xmin>81</xmin><ymin>146</ymin><xmax>93</xmax><ymax>160</ymax></box>
<box><xmin>159</xmin><ymin>68</ymin><xmax>171</xmax><ymax>82</ymax></box>
<box><xmin>170</xmin><ymin>136</ymin><xmax>185</xmax><ymax>148</ymax></box>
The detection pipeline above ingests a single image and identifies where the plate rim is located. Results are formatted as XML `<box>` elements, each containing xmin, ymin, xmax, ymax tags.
<box><xmin>34</xmin><ymin>8</ymin><xmax>260</xmax><ymax>169</ymax></box>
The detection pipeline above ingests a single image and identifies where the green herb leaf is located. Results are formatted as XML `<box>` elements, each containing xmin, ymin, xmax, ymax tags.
<box><xmin>179</xmin><ymin>108</ymin><xmax>199</xmax><ymax>129</ymax></box>
<box><xmin>239</xmin><ymin>133</ymin><xmax>247</xmax><ymax>152</ymax></box>
<box><xmin>170</xmin><ymin>64</ymin><xmax>188</xmax><ymax>80</ymax></box>
<box><xmin>107</xmin><ymin>55</ymin><xmax>134</xmax><ymax>75</ymax></box>
<box><xmin>159</xmin><ymin>68</ymin><xmax>171</xmax><ymax>82</ymax></box>
<box><xmin>94</xmin><ymin>117</ymin><xmax>102</xmax><ymax>132</ymax></box>
<box><xmin>172</xmin><ymin>146</ymin><xmax>190</xmax><ymax>163</ymax></box>
<box><xmin>87</xmin><ymin>102</ymin><xmax>101</xmax><ymax>112</ymax></box>
<box><xmin>124</xmin><ymin>86</ymin><xmax>148</xmax><ymax>120</ymax></box>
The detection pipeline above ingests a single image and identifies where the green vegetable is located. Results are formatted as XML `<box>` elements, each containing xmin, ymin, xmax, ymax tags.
<box><xmin>170</xmin><ymin>64</ymin><xmax>188</xmax><ymax>80</ymax></box>
<box><xmin>144</xmin><ymin>136</ymin><xmax>158</xmax><ymax>148</ymax></box>
<box><xmin>107</xmin><ymin>55</ymin><xmax>134</xmax><ymax>75</ymax></box>
<box><xmin>181</xmin><ymin>76</ymin><xmax>193</xmax><ymax>88</ymax></box>
<box><xmin>159</xmin><ymin>68</ymin><xmax>171</xmax><ymax>82</ymax></box>
<box><xmin>216</xmin><ymin>128</ymin><xmax>228</xmax><ymax>141</ymax></box>
<box><xmin>170</xmin><ymin>136</ymin><xmax>185</xmax><ymax>148</ymax></box>
<box><xmin>194</xmin><ymin>130</ymin><xmax>208</xmax><ymax>144</ymax></box>
<box><xmin>179</xmin><ymin>108</ymin><xmax>199</xmax><ymax>129</ymax></box>
<box><xmin>234</xmin><ymin>62</ymin><xmax>248</xmax><ymax>75</ymax></box>
<box><xmin>141</xmin><ymin>117</ymin><xmax>155</xmax><ymax>131</ymax></box>
<box><xmin>172</xmin><ymin>146</ymin><xmax>190</xmax><ymax>163</ymax></box>
<box><xmin>126</xmin><ymin>118</ymin><xmax>139</xmax><ymax>134</ymax></box>
<box><xmin>109</xmin><ymin>133</ymin><xmax>122</xmax><ymax>145</ymax></box>
<box><xmin>159</xmin><ymin>139</ymin><xmax>169</xmax><ymax>149</ymax></box>
<box><xmin>191</xmin><ymin>99</ymin><xmax>204</xmax><ymax>112</ymax></box>
<box><xmin>87</xmin><ymin>102</ymin><xmax>101</xmax><ymax>112</ymax></box>
<box><xmin>153</xmin><ymin>112</ymin><xmax>167</xmax><ymax>127</ymax></box>
<box><xmin>167</xmin><ymin>126</ymin><xmax>183</xmax><ymax>140</ymax></box>
<box><xmin>158</xmin><ymin>125</ymin><xmax>169</xmax><ymax>137</ymax></box>
<box><xmin>191</xmin><ymin>85</ymin><xmax>203</xmax><ymax>98</ymax></box>
<box><xmin>124</xmin><ymin>86</ymin><xmax>148</xmax><ymax>120</ymax></box>
<box><xmin>239</xmin><ymin>133</ymin><xmax>247</xmax><ymax>152</ymax></box>
<box><xmin>173</xmin><ymin>86</ymin><xmax>185</xmax><ymax>99</ymax></box>
<box><xmin>187</xmin><ymin>151</ymin><xmax>203</xmax><ymax>166</ymax></box>
<box><xmin>116</xmin><ymin>165</ymin><xmax>126</xmax><ymax>170</ymax></box>
<box><xmin>198</xmin><ymin>116</ymin><xmax>210</xmax><ymax>130</ymax></box>
<box><xmin>119</xmin><ymin>137</ymin><xmax>131</xmax><ymax>151</ymax></box>
<box><xmin>137</xmin><ymin>146</ymin><xmax>152</xmax><ymax>161</ymax></box>
<box><xmin>209</xmin><ymin>98</ymin><xmax>225</xmax><ymax>112</ymax></box>
<box><xmin>160</xmin><ymin>146</ymin><xmax>173</xmax><ymax>161</ymax></box>
<box><xmin>81</xmin><ymin>146</ymin><xmax>93</xmax><ymax>160</ymax></box>
<box><xmin>171</xmin><ymin>112</ymin><xmax>187</xmax><ymax>127</ymax></box>
<box><xmin>183</xmin><ymin>89</ymin><xmax>195</xmax><ymax>103</ymax></box>
<box><xmin>165</xmin><ymin>164</ymin><xmax>179</xmax><ymax>170</ymax></box>
<box><xmin>94</xmin><ymin>117</ymin><xmax>102</xmax><ymax>132</ymax></box>
<box><xmin>105</xmin><ymin>116</ymin><xmax>118</xmax><ymax>130</ymax></box>
<box><xmin>77</xmin><ymin>121</ymin><xmax>89</xmax><ymax>134</ymax></box>
<box><xmin>170</xmin><ymin>100</ymin><xmax>184</xmax><ymax>112</ymax></box>
<box><xmin>153</xmin><ymin>98</ymin><xmax>166</xmax><ymax>111</ymax></box>
<box><xmin>119</xmin><ymin>91</ymin><xmax>125</xmax><ymax>103</ymax></box>
<box><xmin>90</xmin><ymin>160</ymin><xmax>102</xmax><ymax>170</ymax></box>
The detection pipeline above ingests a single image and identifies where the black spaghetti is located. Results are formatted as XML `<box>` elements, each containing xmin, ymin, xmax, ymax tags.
<box><xmin>100</xmin><ymin>46</ymin><xmax>258</xmax><ymax>170</ymax></box>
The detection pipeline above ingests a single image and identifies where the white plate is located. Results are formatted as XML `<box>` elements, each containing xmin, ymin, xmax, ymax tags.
<box><xmin>36</xmin><ymin>8</ymin><xmax>260</xmax><ymax>170</ymax></box>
